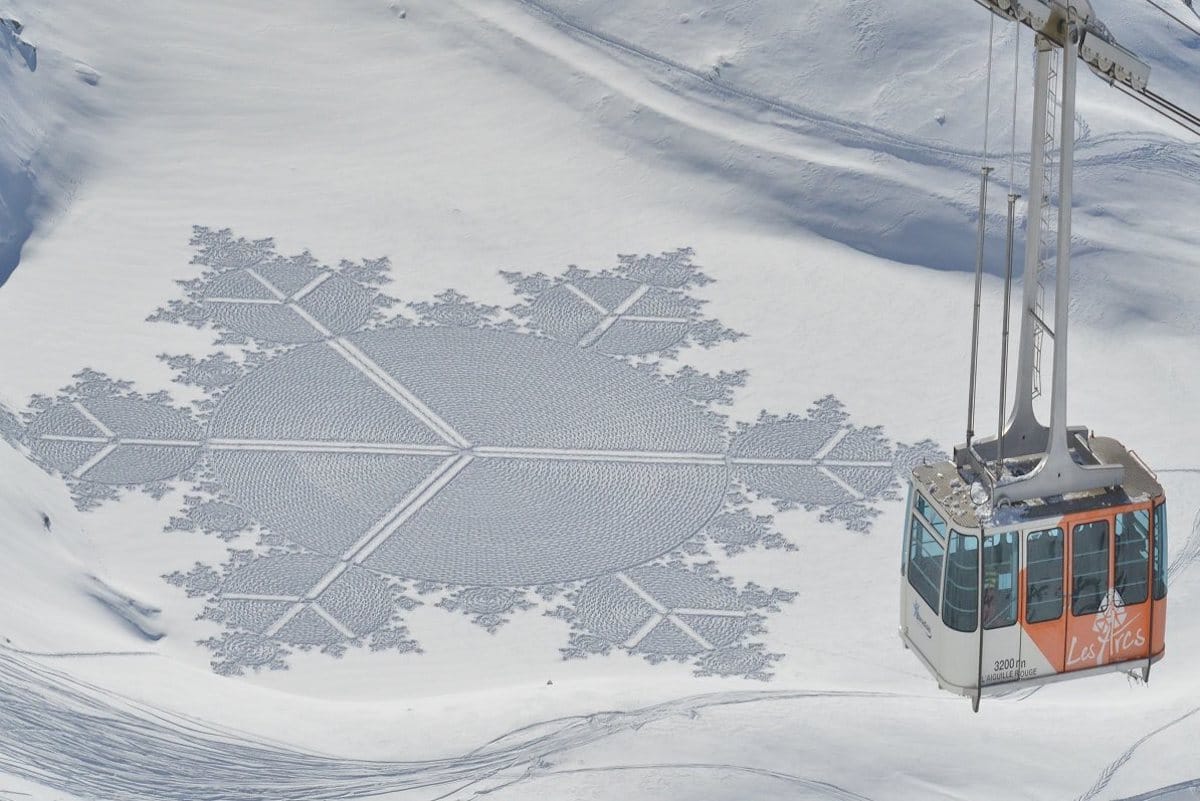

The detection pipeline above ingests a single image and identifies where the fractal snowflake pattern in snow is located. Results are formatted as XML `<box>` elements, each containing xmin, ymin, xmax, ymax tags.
<box><xmin>8</xmin><ymin>227</ymin><xmax>942</xmax><ymax>678</ymax></box>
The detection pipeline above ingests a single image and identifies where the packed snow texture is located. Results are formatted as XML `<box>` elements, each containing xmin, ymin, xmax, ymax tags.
<box><xmin>0</xmin><ymin>0</ymin><xmax>1198</xmax><ymax>799</ymax></box>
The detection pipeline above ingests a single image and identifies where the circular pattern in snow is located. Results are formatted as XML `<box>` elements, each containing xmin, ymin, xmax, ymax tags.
<box><xmin>527</xmin><ymin>277</ymin><xmax>694</xmax><ymax>355</ymax></box>
<box><xmin>731</xmin><ymin>420</ymin><xmax>895</xmax><ymax>506</ymax></box>
<box><xmin>27</xmin><ymin>397</ymin><xmax>201</xmax><ymax>484</ymax></box>
<box><xmin>218</xmin><ymin>553</ymin><xmax>394</xmax><ymax>647</ymax></box>
<box><xmin>574</xmin><ymin>565</ymin><xmax>749</xmax><ymax>656</ymax></box>
<box><xmin>220</xmin><ymin>632</ymin><xmax>280</xmax><ymax>667</ymax></box>
<box><xmin>456</xmin><ymin>587</ymin><xmax>521</xmax><ymax>615</ymax></box>
<box><xmin>187</xmin><ymin>500</ymin><xmax>253</xmax><ymax>533</ymax></box>
<box><xmin>201</xmin><ymin>264</ymin><xmax>373</xmax><ymax>343</ymax></box>
<box><xmin>206</xmin><ymin>326</ymin><xmax>729</xmax><ymax>585</ymax></box>
<box><xmin>696</xmin><ymin>646</ymin><xmax>769</xmax><ymax>677</ymax></box>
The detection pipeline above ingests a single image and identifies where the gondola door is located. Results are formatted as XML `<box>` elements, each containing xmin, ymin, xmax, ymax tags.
<box><xmin>1063</xmin><ymin>506</ymin><xmax>1153</xmax><ymax>672</ymax></box>
<box><xmin>1109</xmin><ymin>506</ymin><xmax>1154</xmax><ymax>665</ymax></box>
<box><xmin>980</xmin><ymin>530</ymin><xmax>1025</xmax><ymax>686</ymax></box>
<box><xmin>1020</xmin><ymin>525</ymin><xmax>1068</xmax><ymax>678</ymax></box>
<box><xmin>1150</xmin><ymin>499</ymin><xmax>1168</xmax><ymax>660</ymax></box>
<box><xmin>1064</xmin><ymin>513</ymin><xmax>1113</xmax><ymax>672</ymax></box>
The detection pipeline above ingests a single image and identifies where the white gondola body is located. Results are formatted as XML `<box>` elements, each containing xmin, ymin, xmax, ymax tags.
<box><xmin>899</xmin><ymin>436</ymin><xmax>1167</xmax><ymax>698</ymax></box>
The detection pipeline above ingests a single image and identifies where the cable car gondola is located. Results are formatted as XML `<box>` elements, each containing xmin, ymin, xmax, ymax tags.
<box><xmin>901</xmin><ymin>441</ymin><xmax>1168</xmax><ymax>708</ymax></box>
<box><xmin>898</xmin><ymin>0</ymin><xmax>1168</xmax><ymax>711</ymax></box>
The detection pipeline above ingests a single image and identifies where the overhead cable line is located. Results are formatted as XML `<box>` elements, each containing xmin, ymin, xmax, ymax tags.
<box><xmin>1113</xmin><ymin>82</ymin><xmax>1200</xmax><ymax>136</ymax></box>
<box><xmin>1144</xmin><ymin>87</ymin><xmax>1200</xmax><ymax>129</ymax></box>
<box><xmin>1140</xmin><ymin>0</ymin><xmax>1200</xmax><ymax>38</ymax></box>
<box><xmin>982</xmin><ymin>11</ymin><xmax>996</xmax><ymax>162</ymax></box>
<box><xmin>1010</xmin><ymin>24</ymin><xmax>1020</xmax><ymax>194</ymax></box>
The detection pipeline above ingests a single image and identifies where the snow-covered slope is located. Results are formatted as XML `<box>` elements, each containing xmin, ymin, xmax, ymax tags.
<box><xmin>0</xmin><ymin>12</ymin><xmax>101</xmax><ymax>285</ymax></box>
<box><xmin>0</xmin><ymin>1</ymin><xmax>1197</xmax><ymax>799</ymax></box>
<box><xmin>0</xmin><ymin>439</ymin><xmax>165</xmax><ymax>653</ymax></box>
<box><xmin>449</xmin><ymin>0</ymin><xmax>1200</xmax><ymax>338</ymax></box>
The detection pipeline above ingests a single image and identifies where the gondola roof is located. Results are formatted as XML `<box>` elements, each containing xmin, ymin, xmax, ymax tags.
<box><xmin>913</xmin><ymin>434</ymin><xmax>1163</xmax><ymax>531</ymax></box>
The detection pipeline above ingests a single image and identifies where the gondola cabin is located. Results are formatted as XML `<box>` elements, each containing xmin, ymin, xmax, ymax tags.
<box><xmin>899</xmin><ymin>435</ymin><xmax>1167</xmax><ymax>705</ymax></box>
<box><xmin>905</xmin><ymin>0</ymin><xmax>1173</xmax><ymax>709</ymax></box>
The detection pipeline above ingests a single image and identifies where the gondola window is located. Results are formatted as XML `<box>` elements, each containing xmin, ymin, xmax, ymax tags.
<box><xmin>1072</xmin><ymin>520</ymin><xmax>1110</xmax><ymax>616</ymax></box>
<box><xmin>942</xmin><ymin>532</ymin><xmax>979</xmax><ymax>633</ymax></box>
<box><xmin>983</xmin><ymin>532</ymin><xmax>1017</xmax><ymax>629</ymax></box>
<box><xmin>1115</xmin><ymin>510</ymin><xmax>1150</xmax><ymax>606</ymax></box>
<box><xmin>1154</xmin><ymin>503</ymin><xmax>1168</xmax><ymax>601</ymax></box>
<box><xmin>1026</xmin><ymin>528</ymin><xmax>1064</xmax><ymax>624</ymax></box>
<box><xmin>907</xmin><ymin>517</ymin><xmax>944</xmax><ymax>611</ymax></box>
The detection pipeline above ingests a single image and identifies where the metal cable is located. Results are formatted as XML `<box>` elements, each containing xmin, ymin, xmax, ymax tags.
<box><xmin>1140</xmin><ymin>0</ymin><xmax>1200</xmax><ymax>38</ymax></box>
<box><xmin>1115</xmin><ymin>83</ymin><xmax>1200</xmax><ymax>136</ymax></box>
<box><xmin>983</xmin><ymin>12</ymin><xmax>997</xmax><ymax>162</ymax></box>
<box><xmin>1144</xmin><ymin>87</ymin><xmax>1200</xmax><ymax>128</ymax></box>
<box><xmin>966</xmin><ymin>13</ymin><xmax>997</xmax><ymax>447</ymax></box>
<box><xmin>1010</xmin><ymin>23</ymin><xmax>1020</xmax><ymax>194</ymax></box>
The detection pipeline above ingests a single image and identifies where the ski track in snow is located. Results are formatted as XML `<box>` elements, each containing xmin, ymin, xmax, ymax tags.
<box><xmin>1166</xmin><ymin>504</ymin><xmax>1200</xmax><ymax>586</ymax></box>
<box><xmin>1076</xmin><ymin>706</ymin><xmax>1200</xmax><ymax>801</ymax></box>
<box><xmin>1114</xmin><ymin>778</ymin><xmax>1200</xmax><ymax>801</ymax></box>
<box><xmin>0</xmin><ymin>645</ymin><xmax>155</xmax><ymax>659</ymax></box>
<box><xmin>0</xmin><ymin>646</ymin><xmax>897</xmax><ymax>801</ymax></box>
<box><xmin>1073</xmin><ymin>505</ymin><xmax>1200</xmax><ymax>801</ymax></box>
<box><xmin>477</xmin><ymin>763</ymin><xmax>875</xmax><ymax>801</ymax></box>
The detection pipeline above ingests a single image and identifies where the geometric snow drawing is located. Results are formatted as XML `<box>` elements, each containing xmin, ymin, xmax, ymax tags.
<box><xmin>7</xmin><ymin>227</ymin><xmax>942</xmax><ymax>678</ymax></box>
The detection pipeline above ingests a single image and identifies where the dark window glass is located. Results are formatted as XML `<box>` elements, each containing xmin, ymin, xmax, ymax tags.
<box><xmin>1115</xmin><ymin>510</ymin><xmax>1150</xmax><ymax>605</ymax></box>
<box><xmin>1154</xmin><ymin>503</ymin><xmax>1168</xmax><ymax>601</ymax></box>
<box><xmin>1072</xmin><ymin>520</ymin><xmax>1110</xmax><ymax>616</ymax></box>
<box><xmin>1026</xmin><ymin>528</ymin><xmax>1064</xmax><ymax>623</ymax></box>
<box><xmin>907</xmin><ymin>516</ymin><xmax>944</xmax><ymax>611</ymax></box>
<box><xmin>914</xmin><ymin>494</ymin><xmax>947</xmax><ymax>538</ymax></box>
<box><xmin>943</xmin><ymin>532</ymin><xmax>979</xmax><ymax>632</ymax></box>
<box><xmin>983</xmin><ymin>532</ymin><xmax>1017</xmax><ymax>629</ymax></box>
<box><xmin>902</xmin><ymin>487</ymin><xmax>913</xmax><ymax>576</ymax></box>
